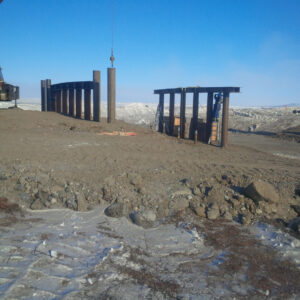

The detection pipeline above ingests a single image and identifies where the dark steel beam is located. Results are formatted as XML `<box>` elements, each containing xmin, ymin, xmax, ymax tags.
<box><xmin>180</xmin><ymin>90</ymin><xmax>186</xmax><ymax>139</ymax></box>
<box><xmin>69</xmin><ymin>88</ymin><xmax>75</xmax><ymax>117</ymax></box>
<box><xmin>169</xmin><ymin>92</ymin><xmax>175</xmax><ymax>136</ymax></box>
<box><xmin>221</xmin><ymin>91</ymin><xmax>230</xmax><ymax>148</ymax></box>
<box><xmin>46</xmin><ymin>79</ymin><xmax>51</xmax><ymax>111</ymax></box>
<box><xmin>62</xmin><ymin>89</ymin><xmax>68</xmax><ymax>115</ymax></box>
<box><xmin>192</xmin><ymin>92</ymin><xmax>199</xmax><ymax>139</ymax></box>
<box><xmin>158</xmin><ymin>93</ymin><xmax>164</xmax><ymax>133</ymax></box>
<box><xmin>154</xmin><ymin>88</ymin><xmax>183</xmax><ymax>94</ymax></box>
<box><xmin>56</xmin><ymin>90</ymin><xmax>62</xmax><ymax>113</ymax></box>
<box><xmin>206</xmin><ymin>92</ymin><xmax>214</xmax><ymax>143</ymax></box>
<box><xmin>51</xmin><ymin>81</ymin><xmax>94</xmax><ymax>91</ymax></box>
<box><xmin>41</xmin><ymin>80</ymin><xmax>46</xmax><ymax>112</ymax></box>
<box><xmin>93</xmin><ymin>70</ymin><xmax>101</xmax><ymax>122</ymax></box>
<box><xmin>84</xmin><ymin>88</ymin><xmax>91</xmax><ymax>120</ymax></box>
<box><xmin>75</xmin><ymin>89</ymin><xmax>82</xmax><ymax>118</ymax></box>
<box><xmin>186</xmin><ymin>87</ymin><xmax>240</xmax><ymax>93</ymax></box>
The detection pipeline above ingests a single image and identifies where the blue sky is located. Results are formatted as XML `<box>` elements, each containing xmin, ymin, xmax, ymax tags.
<box><xmin>1</xmin><ymin>0</ymin><xmax>300</xmax><ymax>106</ymax></box>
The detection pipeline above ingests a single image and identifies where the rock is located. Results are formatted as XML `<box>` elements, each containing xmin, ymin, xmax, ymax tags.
<box><xmin>192</xmin><ymin>187</ymin><xmax>201</xmax><ymax>196</ymax></box>
<box><xmin>206</xmin><ymin>203</ymin><xmax>220</xmax><ymax>220</ymax></box>
<box><xmin>288</xmin><ymin>217</ymin><xmax>300</xmax><ymax>233</ymax></box>
<box><xmin>49</xmin><ymin>250</ymin><xmax>58</xmax><ymax>258</ymax></box>
<box><xmin>76</xmin><ymin>193</ymin><xmax>87</xmax><ymax>211</ymax></box>
<box><xmin>137</xmin><ymin>187</ymin><xmax>146</xmax><ymax>195</ymax></box>
<box><xmin>291</xmin><ymin>205</ymin><xmax>300</xmax><ymax>216</ymax></box>
<box><xmin>240</xmin><ymin>213</ymin><xmax>252</xmax><ymax>225</ymax></box>
<box><xmin>102</xmin><ymin>186</ymin><xmax>115</xmax><ymax>203</ymax></box>
<box><xmin>36</xmin><ymin>173</ymin><xmax>49</xmax><ymax>186</ymax></box>
<box><xmin>50</xmin><ymin>198</ymin><xmax>57</xmax><ymax>204</ymax></box>
<box><xmin>194</xmin><ymin>206</ymin><xmax>206</xmax><ymax>218</ymax></box>
<box><xmin>245</xmin><ymin>180</ymin><xmax>279</xmax><ymax>204</ymax></box>
<box><xmin>180</xmin><ymin>178</ymin><xmax>192</xmax><ymax>187</ymax></box>
<box><xmin>130</xmin><ymin>209</ymin><xmax>156</xmax><ymax>228</ymax></box>
<box><xmin>169</xmin><ymin>197</ymin><xmax>190</xmax><ymax>211</ymax></box>
<box><xmin>295</xmin><ymin>186</ymin><xmax>300</xmax><ymax>197</ymax></box>
<box><xmin>171</xmin><ymin>189</ymin><xmax>192</xmax><ymax>198</ymax></box>
<box><xmin>65</xmin><ymin>197</ymin><xmax>77</xmax><ymax>210</ymax></box>
<box><xmin>222</xmin><ymin>211</ymin><xmax>233</xmax><ymax>221</ymax></box>
<box><xmin>129</xmin><ymin>174</ymin><xmax>143</xmax><ymax>187</ymax></box>
<box><xmin>105</xmin><ymin>200</ymin><xmax>127</xmax><ymax>218</ymax></box>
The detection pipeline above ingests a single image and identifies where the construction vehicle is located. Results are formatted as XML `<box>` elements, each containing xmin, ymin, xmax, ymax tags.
<box><xmin>0</xmin><ymin>67</ymin><xmax>19</xmax><ymax>104</ymax></box>
<box><xmin>209</xmin><ymin>92</ymin><xmax>223</xmax><ymax>145</ymax></box>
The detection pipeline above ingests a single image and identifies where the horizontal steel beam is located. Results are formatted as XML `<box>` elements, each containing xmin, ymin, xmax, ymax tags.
<box><xmin>154</xmin><ymin>88</ymin><xmax>184</xmax><ymax>94</ymax></box>
<box><xmin>186</xmin><ymin>87</ymin><xmax>240</xmax><ymax>93</ymax></box>
<box><xmin>154</xmin><ymin>86</ymin><xmax>240</xmax><ymax>94</ymax></box>
<box><xmin>51</xmin><ymin>81</ymin><xmax>94</xmax><ymax>91</ymax></box>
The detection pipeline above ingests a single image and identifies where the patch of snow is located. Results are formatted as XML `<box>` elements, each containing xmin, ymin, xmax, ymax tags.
<box><xmin>253</xmin><ymin>222</ymin><xmax>300</xmax><ymax>267</ymax></box>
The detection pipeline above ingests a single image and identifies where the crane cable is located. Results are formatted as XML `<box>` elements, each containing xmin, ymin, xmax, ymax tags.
<box><xmin>110</xmin><ymin>0</ymin><xmax>115</xmax><ymax>67</ymax></box>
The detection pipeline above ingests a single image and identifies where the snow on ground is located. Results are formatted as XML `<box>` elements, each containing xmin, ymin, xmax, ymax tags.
<box><xmin>0</xmin><ymin>207</ymin><xmax>217</xmax><ymax>299</ymax></box>
<box><xmin>253</xmin><ymin>223</ymin><xmax>300</xmax><ymax>267</ymax></box>
<box><xmin>1</xmin><ymin>207</ymin><xmax>300</xmax><ymax>298</ymax></box>
<box><xmin>2</xmin><ymin>100</ymin><xmax>299</xmax><ymax>133</ymax></box>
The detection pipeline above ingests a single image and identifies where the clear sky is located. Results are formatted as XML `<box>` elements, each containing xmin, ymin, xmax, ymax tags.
<box><xmin>1</xmin><ymin>0</ymin><xmax>300</xmax><ymax>106</ymax></box>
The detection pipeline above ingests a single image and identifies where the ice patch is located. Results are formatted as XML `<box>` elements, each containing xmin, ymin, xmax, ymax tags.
<box><xmin>253</xmin><ymin>222</ymin><xmax>300</xmax><ymax>267</ymax></box>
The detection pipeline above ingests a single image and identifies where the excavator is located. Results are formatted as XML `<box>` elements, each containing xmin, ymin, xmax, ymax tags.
<box><xmin>0</xmin><ymin>67</ymin><xmax>19</xmax><ymax>104</ymax></box>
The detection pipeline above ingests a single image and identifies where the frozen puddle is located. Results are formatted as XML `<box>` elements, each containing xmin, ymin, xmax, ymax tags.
<box><xmin>1</xmin><ymin>208</ymin><xmax>300</xmax><ymax>299</ymax></box>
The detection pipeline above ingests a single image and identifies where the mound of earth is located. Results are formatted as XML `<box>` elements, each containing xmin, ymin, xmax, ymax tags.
<box><xmin>0</xmin><ymin>109</ymin><xmax>300</xmax><ymax>233</ymax></box>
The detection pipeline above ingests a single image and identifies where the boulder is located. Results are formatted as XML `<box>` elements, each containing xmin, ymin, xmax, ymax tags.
<box><xmin>291</xmin><ymin>205</ymin><xmax>300</xmax><ymax>216</ymax></box>
<box><xmin>288</xmin><ymin>217</ymin><xmax>300</xmax><ymax>233</ymax></box>
<box><xmin>222</xmin><ymin>211</ymin><xmax>233</xmax><ymax>221</ymax></box>
<box><xmin>130</xmin><ymin>209</ymin><xmax>156</xmax><ymax>228</ymax></box>
<box><xmin>206</xmin><ymin>203</ymin><xmax>220</xmax><ymax>220</ymax></box>
<box><xmin>105</xmin><ymin>200</ymin><xmax>127</xmax><ymax>218</ymax></box>
<box><xmin>245</xmin><ymin>180</ymin><xmax>279</xmax><ymax>204</ymax></box>
<box><xmin>295</xmin><ymin>186</ymin><xmax>300</xmax><ymax>197</ymax></box>
<box><xmin>194</xmin><ymin>206</ymin><xmax>206</xmax><ymax>218</ymax></box>
<box><xmin>169</xmin><ymin>197</ymin><xmax>190</xmax><ymax>211</ymax></box>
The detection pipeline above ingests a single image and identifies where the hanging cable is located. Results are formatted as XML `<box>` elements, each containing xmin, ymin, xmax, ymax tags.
<box><xmin>110</xmin><ymin>0</ymin><xmax>115</xmax><ymax>67</ymax></box>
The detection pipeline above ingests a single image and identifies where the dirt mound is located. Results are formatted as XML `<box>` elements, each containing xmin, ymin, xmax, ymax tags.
<box><xmin>0</xmin><ymin>110</ymin><xmax>300</xmax><ymax>233</ymax></box>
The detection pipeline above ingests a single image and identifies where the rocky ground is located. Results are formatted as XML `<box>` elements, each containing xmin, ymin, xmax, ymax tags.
<box><xmin>0</xmin><ymin>108</ymin><xmax>300</xmax><ymax>298</ymax></box>
<box><xmin>1</xmin><ymin>110</ymin><xmax>300</xmax><ymax>229</ymax></box>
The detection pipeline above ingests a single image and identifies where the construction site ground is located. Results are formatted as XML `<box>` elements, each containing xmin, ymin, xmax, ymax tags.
<box><xmin>1</xmin><ymin>109</ymin><xmax>300</xmax><ymax>299</ymax></box>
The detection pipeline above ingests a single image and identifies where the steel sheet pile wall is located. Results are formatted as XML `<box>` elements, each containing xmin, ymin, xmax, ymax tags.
<box><xmin>154</xmin><ymin>86</ymin><xmax>240</xmax><ymax>148</ymax></box>
<box><xmin>41</xmin><ymin>70</ymin><xmax>101</xmax><ymax>122</ymax></box>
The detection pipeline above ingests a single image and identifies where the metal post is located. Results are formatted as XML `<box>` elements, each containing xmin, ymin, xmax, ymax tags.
<box><xmin>62</xmin><ymin>88</ymin><xmax>68</xmax><ymax>115</ymax></box>
<box><xmin>93</xmin><ymin>70</ymin><xmax>101</xmax><ymax>122</ymax></box>
<box><xmin>180</xmin><ymin>89</ymin><xmax>186</xmax><ymax>139</ymax></box>
<box><xmin>56</xmin><ymin>90</ymin><xmax>62</xmax><ymax>113</ymax></box>
<box><xmin>192</xmin><ymin>92</ymin><xmax>199</xmax><ymax>139</ymax></box>
<box><xmin>84</xmin><ymin>88</ymin><xmax>91</xmax><ymax>120</ymax></box>
<box><xmin>169</xmin><ymin>92</ymin><xmax>175</xmax><ymax>136</ymax></box>
<box><xmin>76</xmin><ymin>88</ymin><xmax>82</xmax><ymax>118</ymax></box>
<box><xmin>221</xmin><ymin>91</ymin><xmax>230</xmax><ymax>148</ymax></box>
<box><xmin>206</xmin><ymin>92</ymin><xmax>213</xmax><ymax>143</ymax></box>
<box><xmin>52</xmin><ymin>89</ymin><xmax>57</xmax><ymax>112</ymax></box>
<box><xmin>41</xmin><ymin>80</ymin><xmax>46</xmax><ymax>111</ymax></box>
<box><xmin>158</xmin><ymin>93</ymin><xmax>164</xmax><ymax>133</ymax></box>
<box><xmin>69</xmin><ymin>88</ymin><xmax>75</xmax><ymax>117</ymax></box>
<box><xmin>107</xmin><ymin>68</ymin><xmax>116</xmax><ymax>123</ymax></box>
<box><xmin>46</xmin><ymin>79</ymin><xmax>51</xmax><ymax>111</ymax></box>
